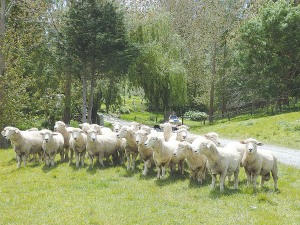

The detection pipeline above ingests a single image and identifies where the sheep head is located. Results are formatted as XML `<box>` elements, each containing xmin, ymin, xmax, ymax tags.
<box><xmin>240</xmin><ymin>138</ymin><xmax>263</xmax><ymax>154</ymax></box>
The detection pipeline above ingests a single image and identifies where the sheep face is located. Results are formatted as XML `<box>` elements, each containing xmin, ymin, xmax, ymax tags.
<box><xmin>241</xmin><ymin>138</ymin><xmax>263</xmax><ymax>154</ymax></box>
<box><xmin>140</xmin><ymin>126</ymin><xmax>151</xmax><ymax>135</ymax></box>
<box><xmin>130</xmin><ymin>122</ymin><xmax>141</xmax><ymax>132</ymax></box>
<box><xmin>174</xmin><ymin>142</ymin><xmax>190</xmax><ymax>157</ymax></box>
<box><xmin>176</xmin><ymin>129</ymin><xmax>188</xmax><ymax>141</ymax></box>
<box><xmin>40</xmin><ymin>131</ymin><xmax>58</xmax><ymax>143</ymax></box>
<box><xmin>117</xmin><ymin>126</ymin><xmax>133</xmax><ymax>139</ymax></box>
<box><xmin>3</xmin><ymin>127</ymin><xmax>19</xmax><ymax>139</ymax></box>
<box><xmin>79</xmin><ymin>123</ymin><xmax>91</xmax><ymax>132</ymax></box>
<box><xmin>135</xmin><ymin>130</ymin><xmax>148</xmax><ymax>145</ymax></box>
<box><xmin>204</xmin><ymin>132</ymin><xmax>220</xmax><ymax>146</ymax></box>
<box><xmin>69</xmin><ymin>128</ymin><xmax>83</xmax><ymax>140</ymax></box>
<box><xmin>193</xmin><ymin>139</ymin><xmax>212</xmax><ymax>155</ymax></box>
<box><xmin>113</xmin><ymin>122</ymin><xmax>122</xmax><ymax>133</ymax></box>
<box><xmin>54</xmin><ymin>121</ymin><xmax>67</xmax><ymax>132</ymax></box>
<box><xmin>86</xmin><ymin>129</ymin><xmax>98</xmax><ymax>142</ymax></box>
<box><xmin>144</xmin><ymin>135</ymin><xmax>159</xmax><ymax>148</ymax></box>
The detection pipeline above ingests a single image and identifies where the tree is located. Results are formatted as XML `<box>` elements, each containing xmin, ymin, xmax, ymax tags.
<box><xmin>62</xmin><ymin>0</ymin><xmax>137</xmax><ymax>123</ymax></box>
<box><xmin>235</xmin><ymin>0</ymin><xmax>300</xmax><ymax>109</ymax></box>
<box><xmin>160</xmin><ymin>0</ymin><xmax>248</xmax><ymax>122</ymax></box>
<box><xmin>127</xmin><ymin>9</ymin><xmax>187</xmax><ymax>120</ymax></box>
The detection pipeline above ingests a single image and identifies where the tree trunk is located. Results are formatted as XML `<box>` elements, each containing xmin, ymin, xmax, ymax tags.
<box><xmin>82</xmin><ymin>68</ymin><xmax>87</xmax><ymax>123</ymax></box>
<box><xmin>62</xmin><ymin>68</ymin><xmax>71</xmax><ymax>124</ymax></box>
<box><xmin>209</xmin><ymin>41</ymin><xmax>217</xmax><ymax>123</ymax></box>
<box><xmin>0</xmin><ymin>0</ymin><xmax>7</xmax><ymax>149</ymax></box>
<box><xmin>87</xmin><ymin>66</ymin><xmax>95</xmax><ymax>124</ymax></box>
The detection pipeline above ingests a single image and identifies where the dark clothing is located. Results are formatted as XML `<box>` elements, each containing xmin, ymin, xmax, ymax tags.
<box><xmin>169</xmin><ymin>114</ymin><xmax>178</xmax><ymax>120</ymax></box>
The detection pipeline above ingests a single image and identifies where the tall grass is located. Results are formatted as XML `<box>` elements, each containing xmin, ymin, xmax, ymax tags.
<box><xmin>0</xmin><ymin>148</ymin><xmax>300</xmax><ymax>224</ymax></box>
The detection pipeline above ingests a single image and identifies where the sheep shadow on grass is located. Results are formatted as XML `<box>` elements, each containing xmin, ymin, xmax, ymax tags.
<box><xmin>154</xmin><ymin>172</ymin><xmax>189</xmax><ymax>187</ymax></box>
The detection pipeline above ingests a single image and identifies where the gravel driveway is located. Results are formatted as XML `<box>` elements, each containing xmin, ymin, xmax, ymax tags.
<box><xmin>103</xmin><ymin>115</ymin><xmax>300</xmax><ymax>167</ymax></box>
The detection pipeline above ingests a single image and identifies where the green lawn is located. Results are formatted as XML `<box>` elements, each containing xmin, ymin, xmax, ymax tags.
<box><xmin>0</xmin><ymin>148</ymin><xmax>299</xmax><ymax>224</ymax></box>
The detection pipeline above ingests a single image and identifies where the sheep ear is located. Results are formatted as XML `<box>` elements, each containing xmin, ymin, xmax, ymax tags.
<box><xmin>206</xmin><ymin>143</ymin><xmax>211</xmax><ymax>148</ymax></box>
<box><xmin>40</xmin><ymin>132</ymin><xmax>44</xmax><ymax>135</ymax></box>
<box><xmin>53</xmin><ymin>133</ymin><xmax>58</xmax><ymax>136</ymax></box>
<box><xmin>204</xmin><ymin>134</ymin><xmax>208</xmax><ymax>138</ymax></box>
<box><xmin>14</xmin><ymin>129</ymin><xmax>19</xmax><ymax>134</ymax></box>
<box><xmin>68</xmin><ymin>131</ymin><xmax>72</xmax><ymax>133</ymax></box>
<box><xmin>240</xmin><ymin>141</ymin><xmax>246</xmax><ymax>144</ymax></box>
<box><xmin>257</xmin><ymin>142</ymin><xmax>263</xmax><ymax>146</ymax></box>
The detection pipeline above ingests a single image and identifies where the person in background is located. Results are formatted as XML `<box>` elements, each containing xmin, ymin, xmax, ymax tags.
<box><xmin>169</xmin><ymin>111</ymin><xmax>181</xmax><ymax>125</ymax></box>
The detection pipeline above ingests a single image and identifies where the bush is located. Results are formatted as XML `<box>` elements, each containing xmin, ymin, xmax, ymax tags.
<box><xmin>183</xmin><ymin>111</ymin><xmax>208</xmax><ymax>121</ymax></box>
<box><xmin>119</xmin><ymin>107</ymin><xmax>131</xmax><ymax>114</ymax></box>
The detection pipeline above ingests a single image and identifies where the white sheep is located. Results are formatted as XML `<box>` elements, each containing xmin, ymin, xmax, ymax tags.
<box><xmin>159</xmin><ymin>123</ymin><xmax>176</xmax><ymax>142</ymax></box>
<box><xmin>117</xmin><ymin>126</ymin><xmax>139</xmax><ymax>170</ymax></box>
<box><xmin>54</xmin><ymin>121</ymin><xmax>72</xmax><ymax>160</ymax></box>
<box><xmin>240</xmin><ymin>138</ymin><xmax>278</xmax><ymax>189</ymax></box>
<box><xmin>173</xmin><ymin>128</ymin><xmax>200</xmax><ymax>143</ymax></box>
<box><xmin>174</xmin><ymin>141</ymin><xmax>207</xmax><ymax>184</ymax></box>
<box><xmin>130</xmin><ymin>122</ymin><xmax>142</xmax><ymax>132</ymax></box>
<box><xmin>144</xmin><ymin>133</ymin><xmax>183</xmax><ymax>179</ymax></box>
<box><xmin>193</xmin><ymin>138</ymin><xmax>240</xmax><ymax>192</ymax></box>
<box><xmin>40</xmin><ymin>130</ymin><xmax>64</xmax><ymax>167</ymax></box>
<box><xmin>112</xmin><ymin>122</ymin><xmax>123</xmax><ymax>133</ymax></box>
<box><xmin>68</xmin><ymin>128</ymin><xmax>87</xmax><ymax>167</ymax></box>
<box><xmin>79</xmin><ymin>123</ymin><xmax>112</xmax><ymax>135</ymax></box>
<box><xmin>204</xmin><ymin>132</ymin><xmax>221</xmax><ymax>146</ymax></box>
<box><xmin>135</xmin><ymin>130</ymin><xmax>154</xmax><ymax>175</ymax></box>
<box><xmin>3</xmin><ymin>126</ymin><xmax>44</xmax><ymax>169</ymax></box>
<box><xmin>85</xmin><ymin>128</ymin><xmax>121</xmax><ymax>167</ymax></box>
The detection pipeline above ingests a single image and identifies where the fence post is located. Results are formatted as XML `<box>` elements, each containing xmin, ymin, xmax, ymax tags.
<box><xmin>156</xmin><ymin>116</ymin><xmax>157</xmax><ymax>123</ymax></box>
<box><xmin>203</xmin><ymin>118</ymin><xmax>206</xmax><ymax>125</ymax></box>
<box><xmin>228</xmin><ymin>113</ymin><xmax>230</xmax><ymax>121</ymax></box>
<box><xmin>182</xmin><ymin>117</ymin><xmax>184</xmax><ymax>125</ymax></box>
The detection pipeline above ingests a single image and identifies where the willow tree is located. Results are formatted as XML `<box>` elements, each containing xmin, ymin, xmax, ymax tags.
<box><xmin>160</xmin><ymin>0</ymin><xmax>248</xmax><ymax>122</ymax></box>
<box><xmin>127</xmin><ymin>9</ymin><xmax>187</xmax><ymax>120</ymax></box>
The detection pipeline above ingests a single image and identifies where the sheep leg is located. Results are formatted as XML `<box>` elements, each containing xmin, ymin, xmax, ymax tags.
<box><xmin>271</xmin><ymin>169</ymin><xmax>278</xmax><ymax>189</ymax></box>
<box><xmin>156</xmin><ymin>166</ymin><xmax>161</xmax><ymax>179</ymax></box>
<box><xmin>161</xmin><ymin>166</ymin><xmax>167</xmax><ymax>179</ymax></box>
<box><xmin>38</xmin><ymin>152</ymin><xmax>43</xmax><ymax>163</ymax></box>
<box><xmin>234</xmin><ymin>167</ymin><xmax>240</xmax><ymax>189</ymax></box>
<box><xmin>51</xmin><ymin>155</ymin><xmax>55</xmax><ymax>167</ymax></box>
<box><xmin>99</xmin><ymin>153</ymin><xmax>105</xmax><ymax>167</ymax></box>
<box><xmin>126</xmin><ymin>152</ymin><xmax>131</xmax><ymax>170</ymax></box>
<box><xmin>197</xmin><ymin>169</ymin><xmax>204</xmax><ymax>185</ymax></box>
<box><xmin>252</xmin><ymin>172</ymin><xmax>259</xmax><ymax>188</ymax></box>
<box><xmin>45</xmin><ymin>154</ymin><xmax>50</xmax><ymax>166</ymax></box>
<box><xmin>244</xmin><ymin>168</ymin><xmax>252</xmax><ymax>186</ymax></box>
<box><xmin>179</xmin><ymin>160</ymin><xmax>185</xmax><ymax>175</ymax></box>
<box><xmin>189</xmin><ymin>169</ymin><xmax>195</xmax><ymax>181</ymax></box>
<box><xmin>22</xmin><ymin>154</ymin><xmax>28</xmax><ymax>167</ymax></box>
<box><xmin>75</xmin><ymin>151</ymin><xmax>80</xmax><ymax>168</ymax></box>
<box><xmin>64</xmin><ymin>146</ymin><xmax>69</xmax><ymax>160</ymax></box>
<box><xmin>89</xmin><ymin>155</ymin><xmax>94</xmax><ymax>167</ymax></box>
<box><xmin>80</xmin><ymin>151</ymin><xmax>85</xmax><ymax>167</ymax></box>
<box><xmin>131</xmin><ymin>152</ymin><xmax>138</xmax><ymax>170</ymax></box>
<box><xmin>16</xmin><ymin>154</ymin><xmax>22</xmax><ymax>169</ymax></box>
<box><xmin>143</xmin><ymin>159</ymin><xmax>151</xmax><ymax>176</ymax></box>
<box><xmin>260</xmin><ymin>176</ymin><xmax>265</xmax><ymax>188</ymax></box>
<box><xmin>219</xmin><ymin>173</ymin><xmax>226</xmax><ymax>192</ymax></box>
<box><xmin>69</xmin><ymin>149</ymin><xmax>74</xmax><ymax>164</ymax></box>
<box><xmin>211</xmin><ymin>174</ymin><xmax>217</xmax><ymax>190</ymax></box>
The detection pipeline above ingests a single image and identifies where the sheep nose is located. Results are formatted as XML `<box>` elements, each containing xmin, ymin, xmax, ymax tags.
<box><xmin>183</xmin><ymin>136</ymin><xmax>186</xmax><ymax>139</ymax></box>
<box><xmin>136</xmin><ymin>141</ymin><xmax>139</xmax><ymax>144</ymax></box>
<box><xmin>74</xmin><ymin>137</ymin><xmax>77</xmax><ymax>140</ymax></box>
<box><xmin>173</xmin><ymin>153</ymin><xmax>177</xmax><ymax>156</ymax></box>
<box><xmin>248</xmin><ymin>148</ymin><xmax>253</xmax><ymax>152</ymax></box>
<box><xmin>117</xmin><ymin>135</ymin><xmax>120</xmax><ymax>138</ymax></box>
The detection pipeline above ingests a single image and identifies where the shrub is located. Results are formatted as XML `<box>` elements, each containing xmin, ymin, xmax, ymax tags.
<box><xmin>183</xmin><ymin>111</ymin><xmax>208</xmax><ymax>121</ymax></box>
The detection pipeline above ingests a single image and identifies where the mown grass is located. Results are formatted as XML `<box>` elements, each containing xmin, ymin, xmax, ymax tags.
<box><xmin>0</xmin><ymin>148</ymin><xmax>300</xmax><ymax>224</ymax></box>
<box><xmin>185</xmin><ymin>111</ymin><xmax>300</xmax><ymax>150</ymax></box>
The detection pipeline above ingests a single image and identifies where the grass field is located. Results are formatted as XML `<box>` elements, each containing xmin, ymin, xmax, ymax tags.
<box><xmin>0</xmin><ymin>148</ymin><xmax>300</xmax><ymax>224</ymax></box>
<box><xmin>1</xmin><ymin>110</ymin><xmax>300</xmax><ymax>224</ymax></box>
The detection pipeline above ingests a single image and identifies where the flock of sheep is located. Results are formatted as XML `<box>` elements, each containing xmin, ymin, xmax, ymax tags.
<box><xmin>1</xmin><ymin>121</ymin><xmax>278</xmax><ymax>192</ymax></box>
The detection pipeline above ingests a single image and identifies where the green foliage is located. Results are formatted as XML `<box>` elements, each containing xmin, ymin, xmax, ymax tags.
<box><xmin>127</xmin><ymin>9</ymin><xmax>188</xmax><ymax>112</ymax></box>
<box><xmin>235</xmin><ymin>0</ymin><xmax>300</xmax><ymax>101</ymax></box>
